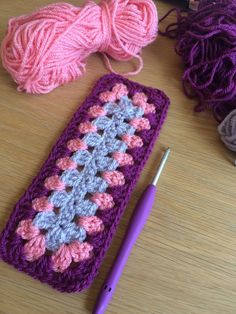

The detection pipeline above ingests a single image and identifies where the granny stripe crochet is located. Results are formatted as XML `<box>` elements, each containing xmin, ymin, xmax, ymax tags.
<box><xmin>0</xmin><ymin>74</ymin><xmax>169</xmax><ymax>292</ymax></box>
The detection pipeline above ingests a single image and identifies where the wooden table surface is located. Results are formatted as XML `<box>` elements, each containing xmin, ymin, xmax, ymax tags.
<box><xmin>0</xmin><ymin>1</ymin><xmax>236</xmax><ymax>314</ymax></box>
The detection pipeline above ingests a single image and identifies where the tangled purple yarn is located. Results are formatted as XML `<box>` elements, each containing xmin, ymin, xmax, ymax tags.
<box><xmin>159</xmin><ymin>0</ymin><xmax>236</xmax><ymax>122</ymax></box>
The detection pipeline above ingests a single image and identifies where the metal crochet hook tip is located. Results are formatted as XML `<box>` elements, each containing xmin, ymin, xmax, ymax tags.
<box><xmin>151</xmin><ymin>148</ymin><xmax>171</xmax><ymax>186</ymax></box>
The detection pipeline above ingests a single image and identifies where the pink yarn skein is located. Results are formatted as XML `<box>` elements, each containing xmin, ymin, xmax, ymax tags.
<box><xmin>1</xmin><ymin>0</ymin><xmax>158</xmax><ymax>94</ymax></box>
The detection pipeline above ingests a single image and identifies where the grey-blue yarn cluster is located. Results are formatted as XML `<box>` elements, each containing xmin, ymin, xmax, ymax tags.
<box><xmin>32</xmin><ymin>96</ymin><xmax>144</xmax><ymax>251</ymax></box>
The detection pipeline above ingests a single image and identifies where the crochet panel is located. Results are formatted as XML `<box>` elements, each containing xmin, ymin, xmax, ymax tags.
<box><xmin>0</xmin><ymin>74</ymin><xmax>169</xmax><ymax>292</ymax></box>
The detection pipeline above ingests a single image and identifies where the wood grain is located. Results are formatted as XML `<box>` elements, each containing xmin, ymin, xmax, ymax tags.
<box><xmin>0</xmin><ymin>1</ymin><xmax>236</xmax><ymax>313</ymax></box>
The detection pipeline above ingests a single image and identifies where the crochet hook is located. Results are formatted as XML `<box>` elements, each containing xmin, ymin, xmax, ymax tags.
<box><xmin>93</xmin><ymin>148</ymin><xmax>171</xmax><ymax>314</ymax></box>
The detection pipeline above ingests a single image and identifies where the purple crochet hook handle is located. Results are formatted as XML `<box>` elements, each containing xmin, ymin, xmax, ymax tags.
<box><xmin>93</xmin><ymin>148</ymin><xmax>170</xmax><ymax>314</ymax></box>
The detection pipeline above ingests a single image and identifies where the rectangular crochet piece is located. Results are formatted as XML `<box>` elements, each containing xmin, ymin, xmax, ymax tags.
<box><xmin>0</xmin><ymin>74</ymin><xmax>169</xmax><ymax>292</ymax></box>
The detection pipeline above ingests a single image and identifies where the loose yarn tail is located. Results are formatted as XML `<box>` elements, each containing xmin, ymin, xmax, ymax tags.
<box><xmin>102</xmin><ymin>53</ymin><xmax>144</xmax><ymax>76</ymax></box>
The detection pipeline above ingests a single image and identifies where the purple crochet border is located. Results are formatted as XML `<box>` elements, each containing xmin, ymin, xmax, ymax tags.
<box><xmin>0</xmin><ymin>74</ymin><xmax>169</xmax><ymax>292</ymax></box>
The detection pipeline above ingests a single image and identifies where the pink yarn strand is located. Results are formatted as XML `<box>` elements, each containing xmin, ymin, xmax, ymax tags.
<box><xmin>102</xmin><ymin>52</ymin><xmax>143</xmax><ymax>76</ymax></box>
<box><xmin>1</xmin><ymin>0</ymin><xmax>158</xmax><ymax>94</ymax></box>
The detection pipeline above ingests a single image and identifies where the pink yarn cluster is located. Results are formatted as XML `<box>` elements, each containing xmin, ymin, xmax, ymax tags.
<box><xmin>1</xmin><ymin>0</ymin><xmax>158</xmax><ymax>94</ymax></box>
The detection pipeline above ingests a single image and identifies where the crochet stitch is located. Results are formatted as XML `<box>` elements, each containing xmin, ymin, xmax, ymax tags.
<box><xmin>0</xmin><ymin>74</ymin><xmax>169</xmax><ymax>292</ymax></box>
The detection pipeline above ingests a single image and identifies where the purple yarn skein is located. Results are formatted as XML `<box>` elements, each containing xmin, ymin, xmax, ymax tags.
<box><xmin>160</xmin><ymin>0</ymin><xmax>236</xmax><ymax>122</ymax></box>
